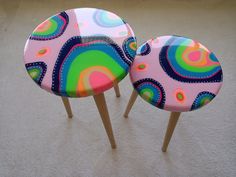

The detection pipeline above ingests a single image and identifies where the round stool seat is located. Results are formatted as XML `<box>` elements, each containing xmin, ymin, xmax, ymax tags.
<box><xmin>130</xmin><ymin>35</ymin><xmax>223</xmax><ymax>112</ymax></box>
<box><xmin>24</xmin><ymin>8</ymin><xmax>136</xmax><ymax>97</ymax></box>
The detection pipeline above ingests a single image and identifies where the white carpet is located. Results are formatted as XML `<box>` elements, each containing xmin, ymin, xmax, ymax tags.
<box><xmin>0</xmin><ymin>0</ymin><xmax>235</xmax><ymax>176</ymax></box>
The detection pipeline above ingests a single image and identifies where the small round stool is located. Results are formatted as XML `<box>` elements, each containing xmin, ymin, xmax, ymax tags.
<box><xmin>23</xmin><ymin>8</ymin><xmax>137</xmax><ymax>148</ymax></box>
<box><xmin>124</xmin><ymin>35</ymin><xmax>223</xmax><ymax>151</ymax></box>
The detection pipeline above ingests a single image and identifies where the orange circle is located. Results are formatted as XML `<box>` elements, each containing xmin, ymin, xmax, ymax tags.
<box><xmin>136</xmin><ymin>63</ymin><xmax>148</xmax><ymax>71</ymax></box>
<box><xmin>36</xmin><ymin>47</ymin><xmax>49</xmax><ymax>57</ymax></box>
<box><xmin>175</xmin><ymin>89</ymin><xmax>186</xmax><ymax>103</ymax></box>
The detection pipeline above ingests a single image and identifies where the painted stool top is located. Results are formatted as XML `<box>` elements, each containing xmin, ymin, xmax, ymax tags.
<box><xmin>130</xmin><ymin>35</ymin><xmax>223</xmax><ymax>112</ymax></box>
<box><xmin>24</xmin><ymin>8</ymin><xmax>136</xmax><ymax>97</ymax></box>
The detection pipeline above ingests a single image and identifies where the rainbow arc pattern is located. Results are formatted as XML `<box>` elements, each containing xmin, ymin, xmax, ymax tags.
<box><xmin>30</xmin><ymin>12</ymin><xmax>69</xmax><ymax>40</ymax></box>
<box><xmin>132</xmin><ymin>36</ymin><xmax>223</xmax><ymax>111</ymax></box>
<box><xmin>159</xmin><ymin>36</ymin><xmax>222</xmax><ymax>83</ymax></box>
<box><xmin>52</xmin><ymin>36</ymin><xmax>130</xmax><ymax>97</ymax></box>
<box><xmin>24</xmin><ymin>8</ymin><xmax>136</xmax><ymax>97</ymax></box>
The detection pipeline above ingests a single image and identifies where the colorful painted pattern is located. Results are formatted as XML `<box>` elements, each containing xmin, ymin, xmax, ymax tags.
<box><xmin>137</xmin><ymin>42</ymin><xmax>151</xmax><ymax>56</ymax></box>
<box><xmin>93</xmin><ymin>9</ymin><xmax>125</xmax><ymax>27</ymax></box>
<box><xmin>191</xmin><ymin>91</ymin><xmax>215</xmax><ymax>111</ymax></box>
<box><xmin>30</xmin><ymin>12</ymin><xmax>69</xmax><ymax>40</ymax></box>
<box><xmin>159</xmin><ymin>36</ymin><xmax>222</xmax><ymax>83</ymax></box>
<box><xmin>25</xmin><ymin>62</ymin><xmax>47</xmax><ymax>86</ymax></box>
<box><xmin>133</xmin><ymin>78</ymin><xmax>166</xmax><ymax>109</ymax></box>
<box><xmin>24</xmin><ymin>8</ymin><xmax>136</xmax><ymax>97</ymax></box>
<box><xmin>122</xmin><ymin>37</ymin><xmax>137</xmax><ymax>62</ymax></box>
<box><xmin>52</xmin><ymin>36</ymin><xmax>129</xmax><ymax>97</ymax></box>
<box><xmin>130</xmin><ymin>36</ymin><xmax>223</xmax><ymax>112</ymax></box>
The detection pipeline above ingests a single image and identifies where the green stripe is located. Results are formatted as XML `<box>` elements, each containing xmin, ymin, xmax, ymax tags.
<box><xmin>33</xmin><ymin>19</ymin><xmax>58</xmax><ymax>36</ymax></box>
<box><xmin>175</xmin><ymin>41</ymin><xmax>216</xmax><ymax>73</ymax></box>
<box><xmin>66</xmin><ymin>50</ymin><xmax>126</xmax><ymax>96</ymax></box>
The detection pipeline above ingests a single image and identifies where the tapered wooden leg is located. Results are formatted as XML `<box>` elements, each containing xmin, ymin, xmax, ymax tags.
<box><xmin>162</xmin><ymin>112</ymin><xmax>181</xmax><ymax>152</ymax></box>
<box><xmin>61</xmin><ymin>97</ymin><xmax>73</xmax><ymax>118</ymax></box>
<box><xmin>93</xmin><ymin>93</ymin><xmax>116</xmax><ymax>149</ymax></box>
<box><xmin>113</xmin><ymin>83</ymin><xmax>120</xmax><ymax>97</ymax></box>
<box><xmin>123</xmin><ymin>89</ymin><xmax>138</xmax><ymax>118</ymax></box>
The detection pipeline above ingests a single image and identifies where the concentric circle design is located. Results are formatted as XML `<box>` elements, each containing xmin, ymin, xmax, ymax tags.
<box><xmin>93</xmin><ymin>9</ymin><xmax>125</xmax><ymax>27</ymax></box>
<box><xmin>175</xmin><ymin>89</ymin><xmax>186</xmax><ymax>104</ymax></box>
<box><xmin>24</xmin><ymin>8</ymin><xmax>136</xmax><ymax>97</ymax></box>
<box><xmin>133</xmin><ymin>78</ymin><xmax>166</xmax><ymax>109</ymax></box>
<box><xmin>130</xmin><ymin>35</ymin><xmax>223</xmax><ymax>112</ymax></box>
<box><xmin>52</xmin><ymin>36</ymin><xmax>129</xmax><ymax>97</ymax></box>
<box><xmin>191</xmin><ymin>91</ymin><xmax>215</xmax><ymax>110</ymax></box>
<box><xmin>25</xmin><ymin>62</ymin><xmax>47</xmax><ymax>86</ymax></box>
<box><xmin>122</xmin><ymin>37</ymin><xmax>137</xmax><ymax>62</ymax></box>
<box><xmin>36</xmin><ymin>48</ymin><xmax>49</xmax><ymax>57</ymax></box>
<box><xmin>159</xmin><ymin>36</ymin><xmax>222</xmax><ymax>83</ymax></box>
<box><xmin>136</xmin><ymin>63</ymin><xmax>147</xmax><ymax>71</ymax></box>
<box><xmin>30</xmin><ymin>12</ymin><xmax>69</xmax><ymax>41</ymax></box>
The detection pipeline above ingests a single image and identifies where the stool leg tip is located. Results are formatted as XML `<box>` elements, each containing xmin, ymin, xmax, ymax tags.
<box><xmin>162</xmin><ymin>147</ymin><xmax>167</xmax><ymax>152</ymax></box>
<box><xmin>123</xmin><ymin>114</ymin><xmax>128</xmax><ymax>118</ymax></box>
<box><xmin>111</xmin><ymin>144</ymin><xmax>117</xmax><ymax>149</ymax></box>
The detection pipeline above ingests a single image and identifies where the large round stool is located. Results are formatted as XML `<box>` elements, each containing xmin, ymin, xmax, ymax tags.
<box><xmin>124</xmin><ymin>35</ymin><xmax>223</xmax><ymax>152</ymax></box>
<box><xmin>23</xmin><ymin>8</ymin><xmax>137</xmax><ymax>148</ymax></box>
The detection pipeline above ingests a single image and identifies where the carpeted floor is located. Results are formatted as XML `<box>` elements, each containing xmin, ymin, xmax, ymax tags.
<box><xmin>0</xmin><ymin>0</ymin><xmax>235</xmax><ymax>176</ymax></box>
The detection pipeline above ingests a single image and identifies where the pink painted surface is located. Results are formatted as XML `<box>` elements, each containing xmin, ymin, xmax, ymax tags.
<box><xmin>24</xmin><ymin>10</ymin><xmax>79</xmax><ymax>93</ymax></box>
<box><xmin>23</xmin><ymin>8</ymin><xmax>136</xmax><ymax>97</ymax></box>
<box><xmin>130</xmin><ymin>36</ymin><xmax>223</xmax><ymax>112</ymax></box>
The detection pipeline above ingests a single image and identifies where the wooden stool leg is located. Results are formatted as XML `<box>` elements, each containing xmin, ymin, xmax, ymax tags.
<box><xmin>93</xmin><ymin>93</ymin><xmax>117</xmax><ymax>149</ymax></box>
<box><xmin>162</xmin><ymin>112</ymin><xmax>181</xmax><ymax>152</ymax></box>
<box><xmin>123</xmin><ymin>89</ymin><xmax>138</xmax><ymax>118</ymax></box>
<box><xmin>61</xmin><ymin>97</ymin><xmax>73</xmax><ymax>118</ymax></box>
<box><xmin>113</xmin><ymin>83</ymin><xmax>120</xmax><ymax>97</ymax></box>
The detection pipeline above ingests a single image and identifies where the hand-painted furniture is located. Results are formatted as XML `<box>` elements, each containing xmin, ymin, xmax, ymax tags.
<box><xmin>23</xmin><ymin>8</ymin><xmax>137</xmax><ymax>148</ymax></box>
<box><xmin>124</xmin><ymin>35</ymin><xmax>223</xmax><ymax>151</ymax></box>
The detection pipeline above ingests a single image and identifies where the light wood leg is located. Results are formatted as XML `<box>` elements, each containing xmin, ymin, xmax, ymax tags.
<box><xmin>113</xmin><ymin>83</ymin><xmax>120</xmax><ymax>97</ymax></box>
<box><xmin>162</xmin><ymin>112</ymin><xmax>181</xmax><ymax>152</ymax></box>
<box><xmin>93</xmin><ymin>93</ymin><xmax>116</xmax><ymax>149</ymax></box>
<box><xmin>61</xmin><ymin>97</ymin><xmax>73</xmax><ymax>118</ymax></box>
<box><xmin>123</xmin><ymin>89</ymin><xmax>138</xmax><ymax>118</ymax></box>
